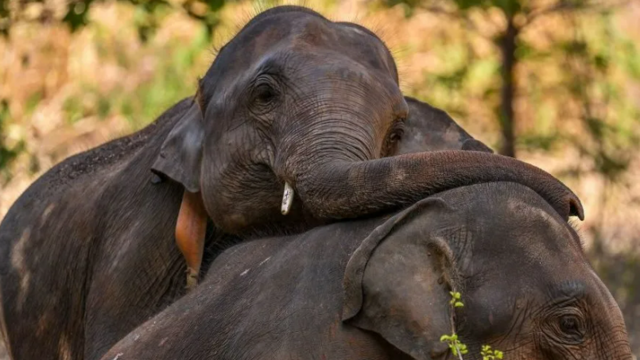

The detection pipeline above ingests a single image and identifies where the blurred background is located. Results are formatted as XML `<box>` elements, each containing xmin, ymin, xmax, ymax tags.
<box><xmin>0</xmin><ymin>0</ymin><xmax>639</xmax><ymax>357</ymax></box>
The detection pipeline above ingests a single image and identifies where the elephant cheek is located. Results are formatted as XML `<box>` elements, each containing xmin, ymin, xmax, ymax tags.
<box><xmin>197</xmin><ymin>163</ymin><xmax>242</xmax><ymax>233</ymax></box>
<box><xmin>350</xmin><ymin>271</ymin><xmax>453</xmax><ymax>359</ymax></box>
<box><xmin>348</xmin><ymin>304</ymin><xmax>451</xmax><ymax>360</ymax></box>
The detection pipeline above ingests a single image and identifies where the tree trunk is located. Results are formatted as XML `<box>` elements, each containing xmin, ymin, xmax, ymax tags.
<box><xmin>498</xmin><ymin>15</ymin><xmax>519</xmax><ymax>158</ymax></box>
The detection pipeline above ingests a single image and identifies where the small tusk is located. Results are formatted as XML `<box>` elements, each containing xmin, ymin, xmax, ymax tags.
<box><xmin>281</xmin><ymin>182</ymin><xmax>294</xmax><ymax>215</ymax></box>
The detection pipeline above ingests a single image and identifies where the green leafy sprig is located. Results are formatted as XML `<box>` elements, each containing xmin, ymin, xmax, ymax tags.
<box><xmin>440</xmin><ymin>290</ymin><xmax>505</xmax><ymax>360</ymax></box>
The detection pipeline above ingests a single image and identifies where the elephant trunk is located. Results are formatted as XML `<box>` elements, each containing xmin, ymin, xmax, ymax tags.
<box><xmin>294</xmin><ymin>151</ymin><xmax>584</xmax><ymax>221</ymax></box>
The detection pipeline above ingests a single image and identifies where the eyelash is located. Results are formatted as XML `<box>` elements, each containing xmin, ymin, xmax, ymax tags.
<box><xmin>253</xmin><ymin>83</ymin><xmax>277</xmax><ymax>104</ymax></box>
<box><xmin>380</xmin><ymin>119</ymin><xmax>405</xmax><ymax>157</ymax></box>
<box><xmin>389</xmin><ymin>118</ymin><xmax>405</xmax><ymax>141</ymax></box>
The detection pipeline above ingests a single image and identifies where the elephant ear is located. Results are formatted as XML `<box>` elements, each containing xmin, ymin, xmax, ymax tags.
<box><xmin>342</xmin><ymin>197</ymin><xmax>458</xmax><ymax>360</ymax></box>
<box><xmin>396</xmin><ymin>96</ymin><xmax>493</xmax><ymax>155</ymax></box>
<box><xmin>152</xmin><ymin>101</ymin><xmax>204</xmax><ymax>192</ymax></box>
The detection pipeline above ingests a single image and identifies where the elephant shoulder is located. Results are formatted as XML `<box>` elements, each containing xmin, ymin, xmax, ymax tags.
<box><xmin>3</xmin><ymin>98</ymin><xmax>190</xmax><ymax>216</ymax></box>
<box><xmin>41</xmin><ymin>97</ymin><xmax>191</xmax><ymax>192</ymax></box>
<box><xmin>0</xmin><ymin>97</ymin><xmax>191</xmax><ymax>255</ymax></box>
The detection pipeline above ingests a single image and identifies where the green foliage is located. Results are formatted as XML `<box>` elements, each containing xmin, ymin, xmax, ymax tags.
<box><xmin>481</xmin><ymin>345</ymin><xmax>504</xmax><ymax>360</ymax></box>
<box><xmin>381</xmin><ymin>0</ymin><xmax>594</xmax><ymax>16</ymax></box>
<box><xmin>440</xmin><ymin>291</ymin><xmax>505</xmax><ymax>359</ymax></box>
<box><xmin>450</xmin><ymin>291</ymin><xmax>465</xmax><ymax>307</ymax></box>
<box><xmin>0</xmin><ymin>99</ymin><xmax>25</xmax><ymax>182</ymax></box>
<box><xmin>63</xmin><ymin>0</ymin><xmax>94</xmax><ymax>32</ymax></box>
<box><xmin>119</xmin><ymin>26</ymin><xmax>210</xmax><ymax>129</ymax></box>
<box><xmin>0</xmin><ymin>0</ymin><xmax>8</xmax><ymax>35</ymax></box>
<box><xmin>25</xmin><ymin>91</ymin><xmax>43</xmax><ymax>116</ymax></box>
<box><xmin>440</xmin><ymin>333</ymin><xmax>469</xmax><ymax>356</ymax></box>
<box><xmin>382</xmin><ymin>0</ymin><xmax>640</xmax><ymax>183</ymax></box>
<box><xmin>440</xmin><ymin>290</ymin><xmax>469</xmax><ymax>359</ymax></box>
<box><xmin>1</xmin><ymin>0</ymin><xmax>225</xmax><ymax>40</ymax></box>
<box><xmin>62</xmin><ymin>23</ymin><xmax>210</xmax><ymax>130</ymax></box>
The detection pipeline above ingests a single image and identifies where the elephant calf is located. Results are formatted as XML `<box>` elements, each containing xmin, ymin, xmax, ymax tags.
<box><xmin>102</xmin><ymin>183</ymin><xmax>631</xmax><ymax>360</ymax></box>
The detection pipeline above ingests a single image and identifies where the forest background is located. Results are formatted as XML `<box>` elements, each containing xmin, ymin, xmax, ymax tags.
<box><xmin>1</xmin><ymin>0</ymin><xmax>639</xmax><ymax>357</ymax></box>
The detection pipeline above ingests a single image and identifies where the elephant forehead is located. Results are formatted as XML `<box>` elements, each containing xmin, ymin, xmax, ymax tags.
<box><xmin>225</xmin><ymin>11</ymin><xmax>392</xmax><ymax>76</ymax></box>
<box><xmin>201</xmin><ymin>8</ymin><xmax>397</xmax><ymax>103</ymax></box>
<box><xmin>293</xmin><ymin>22</ymin><xmax>393</xmax><ymax>72</ymax></box>
<box><xmin>469</xmin><ymin>205</ymin><xmax>590</xmax><ymax>300</ymax></box>
<box><xmin>505</xmin><ymin>198</ymin><xmax>583</xmax><ymax>256</ymax></box>
<box><xmin>424</xmin><ymin>183</ymin><xmax>585</xmax><ymax>273</ymax></box>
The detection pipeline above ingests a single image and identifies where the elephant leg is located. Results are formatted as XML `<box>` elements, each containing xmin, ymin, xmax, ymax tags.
<box><xmin>175</xmin><ymin>191</ymin><xmax>207</xmax><ymax>290</ymax></box>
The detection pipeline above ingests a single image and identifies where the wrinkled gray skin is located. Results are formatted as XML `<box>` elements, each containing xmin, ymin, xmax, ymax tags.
<box><xmin>102</xmin><ymin>183</ymin><xmax>631</xmax><ymax>360</ymax></box>
<box><xmin>0</xmin><ymin>91</ymin><xmax>489</xmax><ymax>360</ymax></box>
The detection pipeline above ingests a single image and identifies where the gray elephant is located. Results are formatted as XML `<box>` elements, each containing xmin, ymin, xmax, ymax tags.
<box><xmin>0</xmin><ymin>5</ymin><xmax>583</xmax><ymax>360</ymax></box>
<box><xmin>0</xmin><ymin>93</ymin><xmax>492</xmax><ymax>360</ymax></box>
<box><xmin>102</xmin><ymin>183</ymin><xmax>631</xmax><ymax>360</ymax></box>
<box><xmin>147</xmin><ymin>6</ymin><xmax>580</xmax><ymax>288</ymax></box>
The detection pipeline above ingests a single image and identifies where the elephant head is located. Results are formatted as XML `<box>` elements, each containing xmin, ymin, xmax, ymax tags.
<box><xmin>150</xmin><ymin>6</ymin><xmax>583</xmax><ymax>285</ymax></box>
<box><xmin>342</xmin><ymin>182</ymin><xmax>631</xmax><ymax>360</ymax></box>
<box><xmin>396</xmin><ymin>97</ymin><xmax>493</xmax><ymax>155</ymax></box>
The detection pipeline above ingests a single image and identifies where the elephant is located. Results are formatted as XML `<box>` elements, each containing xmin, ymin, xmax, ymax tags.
<box><xmin>148</xmin><ymin>6</ymin><xmax>580</xmax><ymax>287</ymax></box>
<box><xmin>101</xmin><ymin>182</ymin><xmax>632</xmax><ymax>360</ymax></box>
<box><xmin>154</xmin><ymin>5</ymin><xmax>582</xmax><ymax>287</ymax></box>
<box><xmin>0</xmin><ymin>95</ymin><xmax>493</xmax><ymax>360</ymax></box>
<box><xmin>397</xmin><ymin>97</ymin><xmax>493</xmax><ymax>154</ymax></box>
<box><xmin>0</xmin><ymin>5</ymin><xmax>583</xmax><ymax>360</ymax></box>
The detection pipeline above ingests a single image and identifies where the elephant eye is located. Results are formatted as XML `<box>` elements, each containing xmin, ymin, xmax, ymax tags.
<box><xmin>249</xmin><ymin>78</ymin><xmax>280</xmax><ymax>116</ymax></box>
<box><xmin>559</xmin><ymin>315</ymin><xmax>579</xmax><ymax>333</ymax></box>
<box><xmin>388</xmin><ymin>119</ymin><xmax>405</xmax><ymax>143</ymax></box>
<box><xmin>380</xmin><ymin>119</ymin><xmax>405</xmax><ymax>157</ymax></box>
<box><xmin>389</xmin><ymin>129</ymin><xmax>403</xmax><ymax>142</ymax></box>
<box><xmin>556</xmin><ymin>313</ymin><xmax>585</xmax><ymax>344</ymax></box>
<box><xmin>255</xmin><ymin>85</ymin><xmax>275</xmax><ymax>103</ymax></box>
<box><xmin>252</xmin><ymin>82</ymin><xmax>278</xmax><ymax>106</ymax></box>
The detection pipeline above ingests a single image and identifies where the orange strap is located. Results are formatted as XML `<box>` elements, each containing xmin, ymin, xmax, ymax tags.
<box><xmin>175</xmin><ymin>190</ymin><xmax>207</xmax><ymax>290</ymax></box>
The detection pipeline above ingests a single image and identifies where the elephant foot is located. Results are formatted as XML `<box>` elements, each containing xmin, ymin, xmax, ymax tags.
<box><xmin>186</xmin><ymin>267</ymin><xmax>199</xmax><ymax>291</ymax></box>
